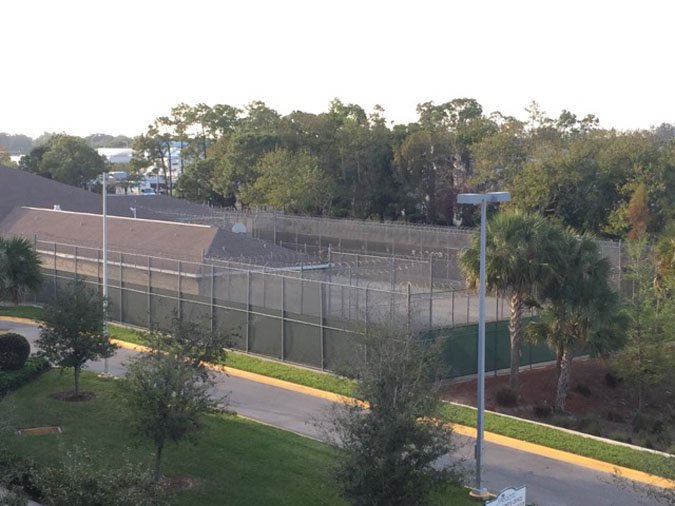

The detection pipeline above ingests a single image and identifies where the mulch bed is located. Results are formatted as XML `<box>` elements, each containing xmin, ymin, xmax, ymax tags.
<box><xmin>442</xmin><ymin>358</ymin><xmax>675</xmax><ymax>452</ymax></box>
<box><xmin>50</xmin><ymin>391</ymin><xmax>96</xmax><ymax>402</ymax></box>
<box><xmin>161</xmin><ymin>476</ymin><xmax>199</xmax><ymax>492</ymax></box>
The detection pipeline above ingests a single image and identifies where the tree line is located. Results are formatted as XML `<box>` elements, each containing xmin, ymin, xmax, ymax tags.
<box><xmin>132</xmin><ymin>99</ymin><xmax>675</xmax><ymax>238</ymax></box>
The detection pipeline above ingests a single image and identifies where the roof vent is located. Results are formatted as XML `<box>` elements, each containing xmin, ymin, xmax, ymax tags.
<box><xmin>53</xmin><ymin>205</ymin><xmax>61</xmax><ymax>211</ymax></box>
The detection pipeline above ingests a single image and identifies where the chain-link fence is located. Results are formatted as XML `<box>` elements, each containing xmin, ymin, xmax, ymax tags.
<box><xmin>140</xmin><ymin>208</ymin><xmax>623</xmax><ymax>289</ymax></box>
<box><xmin>25</xmin><ymin>236</ymin><xmax>556</xmax><ymax>377</ymax></box>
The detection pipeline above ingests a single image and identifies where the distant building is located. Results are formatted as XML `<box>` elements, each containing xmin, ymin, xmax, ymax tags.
<box><xmin>97</xmin><ymin>148</ymin><xmax>133</xmax><ymax>164</ymax></box>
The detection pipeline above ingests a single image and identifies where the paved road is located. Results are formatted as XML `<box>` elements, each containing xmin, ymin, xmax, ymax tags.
<box><xmin>2</xmin><ymin>321</ymin><xmax>661</xmax><ymax>506</ymax></box>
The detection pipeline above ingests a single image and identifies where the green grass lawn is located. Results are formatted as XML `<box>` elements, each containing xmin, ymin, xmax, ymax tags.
<box><xmin>1</xmin><ymin>370</ymin><xmax>477</xmax><ymax>506</ymax></box>
<box><xmin>2</xmin><ymin>305</ymin><xmax>672</xmax><ymax>480</ymax></box>
<box><xmin>0</xmin><ymin>305</ymin><xmax>44</xmax><ymax>321</ymax></box>
<box><xmin>107</xmin><ymin>322</ymin><xmax>357</xmax><ymax>397</ymax></box>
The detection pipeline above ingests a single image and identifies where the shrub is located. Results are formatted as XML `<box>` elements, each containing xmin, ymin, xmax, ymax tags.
<box><xmin>574</xmin><ymin>383</ymin><xmax>592</xmax><ymax>397</ymax></box>
<box><xmin>0</xmin><ymin>333</ymin><xmax>30</xmax><ymax>371</ymax></box>
<box><xmin>605</xmin><ymin>372</ymin><xmax>619</xmax><ymax>388</ymax></box>
<box><xmin>608</xmin><ymin>431</ymin><xmax>632</xmax><ymax>444</ymax></box>
<box><xmin>0</xmin><ymin>357</ymin><xmax>50</xmax><ymax>398</ymax></box>
<box><xmin>632</xmin><ymin>412</ymin><xmax>650</xmax><ymax>433</ymax></box>
<box><xmin>550</xmin><ymin>414</ymin><xmax>574</xmax><ymax>429</ymax></box>
<box><xmin>495</xmin><ymin>386</ymin><xmax>518</xmax><ymax>407</ymax></box>
<box><xmin>533</xmin><ymin>402</ymin><xmax>552</xmax><ymax>418</ymax></box>
<box><xmin>576</xmin><ymin>416</ymin><xmax>602</xmax><ymax>436</ymax></box>
<box><xmin>606</xmin><ymin>410</ymin><xmax>625</xmax><ymax>423</ymax></box>
<box><xmin>651</xmin><ymin>419</ymin><xmax>665</xmax><ymax>435</ymax></box>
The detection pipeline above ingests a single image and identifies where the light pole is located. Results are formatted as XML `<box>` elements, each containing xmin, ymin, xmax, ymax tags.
<box><xmin>456</xmin><ymin>191</ymin><xmax>510</xmax><ymax>499</ymax></box>
<box><xmin>102</xmin><ymin>171</ymin><xmax>109</xmax><ymax>374</ymax></box>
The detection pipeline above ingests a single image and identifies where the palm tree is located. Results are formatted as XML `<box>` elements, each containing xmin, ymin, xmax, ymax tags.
<box><xmin>0</xmin><ymin>236</ymin><xmax>43</xmax><ymax>305</ymax></box>
<box><xmin>460</xmin><ymin>211</ymin><xmax>565</xmax><ymax>389</ymax></box>
<box><xmin>530</xmin><ymin>231</ymin><xmax>626</xmax><ymax>412</ymax></box>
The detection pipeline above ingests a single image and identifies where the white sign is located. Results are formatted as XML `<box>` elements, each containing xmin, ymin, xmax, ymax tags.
<box><xmin>486</xmin><ymin>486</ymin><xmax>526</xmax><ymax>506</ymax></box>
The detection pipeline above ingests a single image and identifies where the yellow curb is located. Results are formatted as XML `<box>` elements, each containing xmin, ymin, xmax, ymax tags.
<box><xmin>0</xmin><ymin>316</ymin><xmax>42</xmax><ymax>325</ymax></box>
<box><xmin>109</xmin><ymin>339</ymin><xmax>151</xmax><ymax>353</ymax></box>
<box><xmin>109</xmin><ymin>338</ymin><xmax>364</xmax><ymax>406</ymax></box>
<box><xmin>5</xmin><ymin>317</ymin><xmax>674</xmax><ymax>489</ymax></box>
<box><xmin>448</xmin><ymin>423</ymin><xmax>675</xmax><ymax>489</ymax></box>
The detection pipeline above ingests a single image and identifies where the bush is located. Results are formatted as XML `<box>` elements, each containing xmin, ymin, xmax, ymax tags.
<box><xmin>0</xmin><ymin>357</ymin><xmax>50</xmax><ymax>398</ymax></box>
<box><xmin>651</xmin><ymin>419</ymin><xmax>665</xmax><ymax>435</ymax></box>
<box><xmin>574</xmin><ymin>383</ymin><xmax>592</xmax><ymax>397</ymax></box>
<box><xmin>0</xmin><ymin>333</ymin><xmax>30</xmax><ymax>371</ymax></box>
<box><xmin>632</xmin><ymin>412</ymin><xmax>651</xmax><ymax>433</ymax></box>
<box><xmin>606</xmin><ymin>410</ymin><xmax>625</xmax><ymax>423</ymax></box>
<box><xmin>576</xmin><ymin>416</ymin><xmax>602</xmax><ymax>436</ymax></box>
<box><xmin>608</xmin><ymin>431</ymin><xmax>632</xmax><ymax>444</ymax></box>
<box><xmin>605</xmin><ymin>372</ymin><xmax>619</xmax><ymax>388</ymax></box>
<box><xmin>495</xmin><ymin>386</ymin><xmax>518</xmax><ymax>407</ymax></box>
<box><xmin>550</xmin><ymin>414</ymin><xmax>574</xmax><ymax>429</ymax></box>
<box><xmin>533</xmin><ymin>402</ymin><xmax>552</xmax><ymax>418</ymax></box>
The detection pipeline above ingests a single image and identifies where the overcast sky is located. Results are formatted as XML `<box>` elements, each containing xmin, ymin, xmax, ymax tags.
<box><xmin>2</xmin><ymin>0</ymin><xmax>673</xmax><ymax>138</ymax></box>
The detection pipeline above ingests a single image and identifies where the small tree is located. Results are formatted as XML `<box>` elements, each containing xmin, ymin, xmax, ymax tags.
<box><xmin>37</xmin><ymin>279</ymin><xmax>116</xmax><ymax>396</ymax></box>
<box><xmin>118</xmin><ymin>319</ymin><xmax>229</xmax><ymax>479</ymax></box>
<box><xmin>32</xmin><ymin>446</ymin><xmax>164</xmax><ymax>506</ymax></box>
<box><xmin>0</xmin><ymin>236</ymin><xmax>43</xmax><ymax>305</ymax></box>
<box><xmin>329</xmin><ymin>331</ymin><xmax>456</xmax><ymax>506</ymax></box>
<box><xmin>612</xmin><ymin>239</ymin><xmax>674</xmax><ymax>410</ymax></box>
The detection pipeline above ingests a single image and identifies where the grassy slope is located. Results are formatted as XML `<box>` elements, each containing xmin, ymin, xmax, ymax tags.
<box><xmin>1</xmin><ymin>370</ymin><xmax>476</xmax><ymax>506</ymax></box>
<box><xmin>1</xmin><ymin>306</ymin><xmax>672</xmax><ymax>479</ymax></box>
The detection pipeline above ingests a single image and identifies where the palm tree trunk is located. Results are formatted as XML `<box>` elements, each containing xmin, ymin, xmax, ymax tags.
<box><xmin>555</xmin><ymin>347</ymin><xmax>574</xmax><ymax>412</ymax></box>
<box><xmin>508</xmin><ymin>291</ymin><xmax>523</xmax><ymax>389</ymax></box>
<box><xmin>555</xmin><ymin>342</ymin><xmax>564</xmax><ymax>383</ymax></box>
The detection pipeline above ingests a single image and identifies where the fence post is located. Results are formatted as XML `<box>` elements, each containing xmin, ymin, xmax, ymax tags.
<box><xmin>300</xmin><ymin>265</ymin><xmax>304</xmax><ymax>310</ymax></box>
<box><xmin>451</xmin><ymin>289</ymin><xmax>455</xmax><ymax>328</ymax></box>
<box><xmin>429</xmin><ymin>254</ymin><xmax>433</xmax><ymax>288</ymax></box>
<box><xmin>327</xmin><ymin>245</ymin><xmax>332</xmax><ymax>313</ymax></box>
<box><xmin>428</xmin><ymin>290</ymin><xmax>433</xmax><ymax>330</ymax></box>
<box><xmin>320</xmin><ymin>283</ymin><xmax>325</xmax><ymax>370</ymax></box>
<box><xmin>466</xmin><ymin>292</ymin><xmax>470</xmax><ymax>324</ymax></box>
<box><xmin>210</xmin><ymin>264</ymin><xmax>215</xmax><ymax>333</ymax></box>
<box><xmin>97</xmin><ymin>248</ymin><xmax>101</xmax><ymax>296</ymax></box>
<box><xmin>281</xmin><ymin>276</ymin><xmax>285</xmax><ymax>361</ymax></box>
<box><xmin>119</xmin><ymin>252</ymin><xmax>124</xmax><ymax>322</ymax></box>
<box><xmin>147</xmin><ymin>256</ymin><xmax>152</xmax><ymax>328</ymax></box>
<box><xmin>53</xmin><ymin>242</ymin><xmax>57</xmax><ymax>297</ymax></box>
<box><xmin>74</xmin><ymin>246</ymin><xmax>78</xmax><ymax>279</ymax></box>
<box><xmin>493</xmin><ymin>326</ymin><xmax>498</xmax><ymax>377</ymax></box>
<box><xmin>364</xmin><ymin>286</ymin><xmax>369</xmax><ymax>365</ymax></box>
<box><xmin>246</xmin><ymin>271</ymin><xmax>251</xmax><ymax>353</ymax></box>
<box><xmin>390</xmin><ymin>255</ymin><xmax>395</xmax><ymax>291</ymax></box>
<box><xmin>406</xmin><ymin>283</ymin><xmax>411</xmax><ymax>333</ymax></box>
<box><xmin>273</xmin><ymin>214</ymin><xmax>277</xmax><ymax>244</ymax></box>
<box><xmin>364</xmin><ymin>287</ymin><xmax>369</xmax><ymax>337</ymax></box>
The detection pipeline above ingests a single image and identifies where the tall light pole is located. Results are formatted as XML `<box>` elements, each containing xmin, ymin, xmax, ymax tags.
<box><xmin>456</xmin><ymin>191</ymin><xmax>510</xmax><ymax>499</ymax></box>
<box><xmin>102</xmin><ymin>171</ymin><xmax>109</xmax><ymax>374</ymax></box>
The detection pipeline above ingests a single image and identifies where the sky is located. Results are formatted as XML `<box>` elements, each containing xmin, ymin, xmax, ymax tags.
<box><xmin>2</xmin><ymin>0</ymin><xmax>673</xmax><ymax>138</ymax></box>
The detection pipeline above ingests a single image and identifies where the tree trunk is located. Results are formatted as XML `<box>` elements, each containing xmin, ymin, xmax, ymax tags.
<box><xmin>555</xmin><ymin>342</ymin><xmax>564</xmax><ymax>383</ymax></box>
<box><xmin>508</xmin><ymin>291</ymin><xmax>524</xmax><ymax>389</ymax></box>
<box><xmin>555</xmin><ymin>347</ymin><xmax>574</xmax><ymax>412</ymax></box>
<box><xmin>154</xmin><ymin>441</ymin><xmax>164</xmax><ymax>480</ymax></box>
<box><xmin>74</xmin><ymin>366</ymin><xmax>80</xmax><ymax>396</ymax></box>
